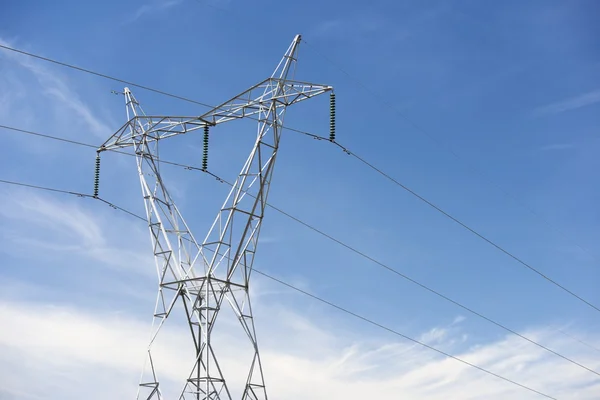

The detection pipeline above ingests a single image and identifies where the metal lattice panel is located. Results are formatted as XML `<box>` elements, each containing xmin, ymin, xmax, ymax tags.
<box><xmin>98</xmin><ymin>35</ymin><xmax>333</xmax><ymax>400</ymax></box>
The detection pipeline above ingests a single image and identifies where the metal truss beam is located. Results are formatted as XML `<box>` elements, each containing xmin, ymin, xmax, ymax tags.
<box><xmin>98</xmin><ymin>34</ymin><xmax>333</xmax><ymax>400</ymax></box>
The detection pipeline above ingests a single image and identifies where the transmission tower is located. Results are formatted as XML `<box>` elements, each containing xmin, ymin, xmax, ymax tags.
<box><xmin>97</xmin><ymin>35</ymin><xmax>333</xmax><ymax>400</ymax></box>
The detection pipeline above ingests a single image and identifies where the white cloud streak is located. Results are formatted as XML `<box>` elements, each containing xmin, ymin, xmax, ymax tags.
<box><xmin>0</xmin><ymin>37</ymin><xmax>113</xmax><ymax>139</ymax></box>
<box><xmin>533</xmin><ymin>89</ymin><xmax>600</xmax><ymax>116</ymax></box>
<box><xmin>540</xmin><ymin>143</ymin><xmax>577</xmax><ymax>151</ymax></box>
<box><xmin>129</xmin><ymin>0</ymin><xmax>183</xmax><ymax>23</ymax></box>
<box><xmin>0</xmin><ymin>48</ymin><xmax>598</xmax><ymax>397</ymax></box>
<box><xmin>0</xmin><ymin>190</ymin><xmax>152</xmax><ymax>277</ymax></box>
<box><xmin>0</xmin><ymin>298</ymin><xmax>599</xmax><ymax>400</ymax></box>
<box><xmin>1</xmin><ymin>189</ymin><xmax>599</xmax><ymax>399</ymax></box>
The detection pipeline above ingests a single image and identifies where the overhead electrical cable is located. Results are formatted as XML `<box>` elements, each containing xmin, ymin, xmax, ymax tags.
<box><xmin>0</xmin><ymin>178</ymin><xmax>93</xmax><ymax>197</ymax></box>
<box><xmin>300</xmin><ymin>38</ymin><xmax>595</xmax><ymax>265</ymax></box>
<box><xmin>0</xmin><ymin>124</ymin><xmax>227</xmax><ymax>182</ymax></box>
<box><xmin>281</xmin><ymin>127</ymin><xmax>600</xmax><ymax>313</ymax></box>
<box><xmin>0</xmin><ymin>177</ymin><xmax>561</xmax><ymax>400</ymax></box>
<box><xmin>181</xmin><ymin>1</ymin><xmax>595</xmax><ymax>269</ymax></box>
<box><xmin>1</xmin><ymin>123</ymin><xmax>599</xmax><ymax>378</ymax></box>
<box><xmin>0</xmin><ymin>44</ymin><xmax>214</xmax><ymax>109</ymax></box>
<box><xmin>0</xmin><ymin>178</ymin><xmax>146</xmax><ymax>221</ymax></box>
<box><xmin>0</xmin><ymin>42</ymin><xmax>596</xmax><ymax>312</ymax></box>
<box><xmin>253</xmin><ymin>269</ymin><xmax>560</xmax><ymax>400</ymax></box>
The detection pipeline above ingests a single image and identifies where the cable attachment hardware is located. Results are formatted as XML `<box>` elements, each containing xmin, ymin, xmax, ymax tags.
<box><xmin>329</xmin><ymin>92</ymin><xmax>336</xmax><ymax>142</ymax></box>
<box><xmin>93</xmin><ymin>152</ymin><xmax>101</xmax><ymax>198</ymax></box>
<box><xmin>202</xmin><ymin>125</ymin><xmax>209</xmax><ymax>171</ymax></box>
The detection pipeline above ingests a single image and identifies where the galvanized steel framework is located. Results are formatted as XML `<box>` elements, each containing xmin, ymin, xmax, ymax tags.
<box><xmin>98</xmin><ymin>35</ymin><xmax>333</xmax><ymax>400</ymax></box>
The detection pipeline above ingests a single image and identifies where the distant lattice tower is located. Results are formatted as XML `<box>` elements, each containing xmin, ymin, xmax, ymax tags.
<box><xmin>97</xmin><ymin>35</ymin><xmax>334</xmax><ymax>400</ymax></box>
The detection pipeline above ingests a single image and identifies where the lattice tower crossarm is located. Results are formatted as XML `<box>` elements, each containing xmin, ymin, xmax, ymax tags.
<box><xmin>98</xmin><ymin>34</ymin><xmax>333</xmax><ymax>400</ymax></box>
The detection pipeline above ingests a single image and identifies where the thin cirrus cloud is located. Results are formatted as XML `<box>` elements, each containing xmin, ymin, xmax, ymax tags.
<box><xmin>0</xmin><ymin>37</ymin><xmax>114</xmax><ymax>139</ymax></box>
<box><xmin>1</xmin><ymin>28</ymin><xmax>599</xmax><ymax>400</ymax></box>
<box><xmin>0</xmin><ymin>294</ymin><xmax>599</xmax><ymax>400</ymax></box>
<box><xmin>127</xmin><ymin>0</ymin><xmax>183</xmax><ymax>23</ymax></box>
<box><xmin>310</xmin><ymin>15</ymin><xmax>388</xmax><ymax>41</ymax></box>
<box><xmin>1</xmin><ymin>189</ymin><xmax>599</xmax><ymax>399</ymax></box>
<box><xmin>533</xmin><ymin>89</ymin><xmax>600</xmax><ymax>116</ymax></box>
<box><xmin>539</xmin><ymin>143</ymin><xmax>577</xmax><ymax>152</ymax></box>
<box><xmin>0</xmin><ymin>190</ymin><xmax>153</xmax><ymax>278</ymax></box>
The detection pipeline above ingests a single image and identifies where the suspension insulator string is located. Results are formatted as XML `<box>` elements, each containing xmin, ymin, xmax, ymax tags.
<box><xmin>202</xmin><ymin>125</ymin><xmax>209</xmax><ymax>171</ymax></box>
<box><xmin>329</xmin><ymin>92</ymin><xmax>336</xmax><ymax>142</ymax></box>
<box><xmin>93</xmin><ymin>152</ymin><xmax>101</xmax><ymax>198</ymax></box>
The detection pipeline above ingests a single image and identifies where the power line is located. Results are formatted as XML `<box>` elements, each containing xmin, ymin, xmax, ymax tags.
<box><xmin>0</xmin><ymin>43</ymin><xmax>214</xmax><ymax>109</ymax></box>
<box><xmin>4</xmin><ymin>121</ymin><xmax>594</xmax><ymax>318</ymax></box>
<box><xmin>0</xmin><ymin>124</ymin><xmax>226</xmax><ymax>183</ymax></box>
<box><xmin>2</xmin><ymin>38</ymin><xmax>595</xmax><ymax>313</ymax></box>
<box><xmin>0</xmin><ymin>178</ymin><xmax>146</xmax><ymax>221</ymax></box>
<box><xmin>96</xmin><ymin>197</ymin><xmax>147</xmax><ymax>221</ymax></box>
<box><xmin>1</xmin><ymin>123</ymin><xmax>598</xmax><ymax>379</ymax></box>
<box><xmin>0</xmin><ymin>125</ymin><xmax>98</xmax><ymax>149</ymax></box>
<box><xmin>185</xmin><ymin>0</ymin><xmax>599</xmax><ymax>313</ymax></box>
<box><xmin>5</xmin><ymin>40</ymin><xmax>594</xmax><ymax>314</ymax></box>
<box><xmin>0</xmin><ymin>44</ymin><xmax>322</xmax><ymax>145</ymax></box>
<box><xmin>301</xmin><ymin>38</ymin><xmax>596</xmax><ymax>266</ymax></box>
<box><xmin>0</xmin><ymin>178</ymin><xmax>93</xmax><ymax>198</ymax></box>
<box><xmin>258</xmin><ymin>192</ymin><xmax>600</xmax><ymax>378</ymax></box>
<box><xmin>554</xmin><ymin>327</ymin><xmax>600</xmax><ymax>354</ymax></box>
<box><xmin>291</xmin><ymin>127</ymin><xmax>600</xmax><ymax>313</ymax></box>
<box><xmin>253</xmin><ymin>269</ymin><xmax>559</xmax><ymax>400</ymax></box>
<box><xmin>249</xmin><ymin>121</ymin><xmax>600</xmax><ymax>315</ymax></box>
<box><xmin>0</xmin><ymin>177</ymin><xmax>561</xmax><ymax>400</ymax></box>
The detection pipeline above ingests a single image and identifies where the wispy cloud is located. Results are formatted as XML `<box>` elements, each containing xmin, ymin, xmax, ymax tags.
<box><xmin>0</xmin><ymin>187</ymin><xmax>599</xmax><ymax>399</ymax></box>
<box><xmin>0</xmin><ymin>190</ymin><xmax>152</xmax><ymax>277</ymax></box>
<box><xmin>310</xmin><ymin>14</ymin><xmax>387</xmax><ymax>42</ymax></box>
<box><xmin>0</xmin><ymin>37</ymin><xmax>113</xmax><ymax>139</ymax></box>
<box><xmin>310</xmin><ymin>5</ymin><xmax>448</xmax><ymax>44</ymax></box>
<box><xmin>533</xmin><ymin>89</ymin><xmax>600</xmax><ymax>116</ymax></box>
<box><xmin>539</xmin><ymin>143</ymin><xmax>577</xmax><ymax>151</ymax></box>
<box><xmin>0</xmin><ymin>297</ymin><xmax>599</xmax><ymax>400</ymax></box>
<box><xmin>128</xmin><ymin>0</ymin><xmax>183</xmax><ymax>23</ymax></box>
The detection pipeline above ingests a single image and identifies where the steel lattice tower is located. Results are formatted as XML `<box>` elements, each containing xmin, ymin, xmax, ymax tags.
<box><xmin>97</xmin><ymin>35</ymin><xmax>333</xmax><ymax>400</ymax></box>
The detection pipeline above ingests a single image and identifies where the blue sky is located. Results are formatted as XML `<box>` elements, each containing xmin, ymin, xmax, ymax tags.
<box><xmin>1</xmin><ymin>0</ymin><xmax>599</xmax><ymax>398</ymax></box>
